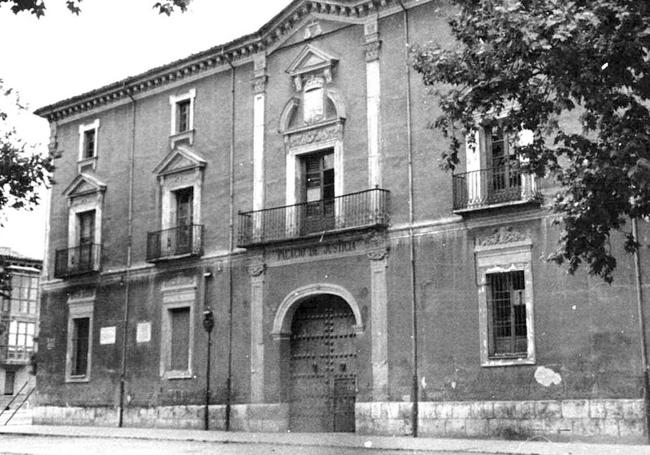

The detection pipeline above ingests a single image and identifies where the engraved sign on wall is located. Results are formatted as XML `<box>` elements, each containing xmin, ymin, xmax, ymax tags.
<box><xmin>99</xmin><ymin>326</ymin><xmax>116</xmax><ymax>345</ymax></box>
<box><xmin>136</xmin><ymin>321</ymin><xmax>152</xmax><ymax>343</ymax></box>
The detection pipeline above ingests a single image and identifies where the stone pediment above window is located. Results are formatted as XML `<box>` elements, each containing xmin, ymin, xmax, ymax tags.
<box><xmin>286</xmin><ymin>45</ymin><xmax>338</xmax><ymax>91</ymax></box>
<box><xmin>63</xmin><ymin>173</ymin><xmax>106</xmax><ymax>200</ymax></box>
<box><xmin>153</xmin><ymin>145</ymin><xmax>206</xmax><ymax>178</ymax></box>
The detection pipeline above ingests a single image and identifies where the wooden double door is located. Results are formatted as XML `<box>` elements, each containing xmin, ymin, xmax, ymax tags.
<box><xmin>289</xmin><ymin>295</ymin><xmax>357</xmax><ymax>432</ymax></box>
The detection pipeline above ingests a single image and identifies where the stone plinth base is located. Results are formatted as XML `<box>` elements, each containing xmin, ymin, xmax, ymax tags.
<box><xmin>33</xmin><ymin>403</ymin><xmax>289</xmax><ymax>432</ymax></box>
<box><xmin>356</xmin><ymin>399</ymin><xmax>645</xmax><ymax>442</ymax></box>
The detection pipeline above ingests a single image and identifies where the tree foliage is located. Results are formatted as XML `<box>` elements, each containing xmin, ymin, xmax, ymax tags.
<box><xmin>0</xmin><ymin>0</ymin><xmax>191</xmax><ymax>16</ymax></box>
<box><xmin>412</xmin><ymin>0</ymin><xmax>650</xmax><ymax>283</ymax></box>
<box><xmin>0</xmin><ymin>79</ymin><xmax>53</xmax><ymax>219</ymax></box>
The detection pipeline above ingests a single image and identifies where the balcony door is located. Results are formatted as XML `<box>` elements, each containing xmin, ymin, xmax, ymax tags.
<box><xmin>174</xmin><ymin>188</ymin><xmax>193</xmax><ymax>254</ymax></box>
<box><xmin>302</xmin><ymin>151</ymin><xmax>335</xmax><ymax>235</ymax></box>
<box><xmin>77</xmin><ymin>210</ymin><xmax>95</xmax><ymax>270</ymax></box>
<box><xmin>489</xmin><ymin>127</ymin><xmax>521</xmax><ymax>201</ymax></box>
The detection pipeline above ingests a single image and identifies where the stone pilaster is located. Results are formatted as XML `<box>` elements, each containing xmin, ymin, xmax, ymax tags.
<box><xmin>368</xmin><ymin>245</ymin><xmax>389</xmax><ymax>401</ymax></box>
<box><xmin>248</xmin><ymin>260</ymin><xmax>266</xmax><ymax>403</ymax></box>
<box><xmin>364</xmin><ymin>17</ymin><xmax>382</xmax><ymax>188</ymax></box>
<box><xmin>252</xmin><ymin>53</ymin><xmax>267</xmax><ymax>217</ymax></box>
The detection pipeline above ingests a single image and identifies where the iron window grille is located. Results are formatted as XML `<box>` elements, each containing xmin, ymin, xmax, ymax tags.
<box><xmin>486</xmin><ymin>270</ymin><xmax>527</xmax><ymax>358</ymax></box>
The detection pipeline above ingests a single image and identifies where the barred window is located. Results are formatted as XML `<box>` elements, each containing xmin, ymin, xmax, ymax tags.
<box><xmin>487</xmin><ymin>270</ymin><xmax>527</xmax><ymax>357</ymax></box>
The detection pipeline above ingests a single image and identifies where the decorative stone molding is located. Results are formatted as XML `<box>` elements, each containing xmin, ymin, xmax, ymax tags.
<box><xmin>253</xmin><ymin>53</ymin><xmax>267</xmax><ymax>79</ymax></box>
<box><xmin>252</xmin><ymin>76</ymin><xmax>268</xmax><ymax>94</ymax></box>
<box><xmin>286</xmin><ymin>123</ymin><xmax>343</xmax><ymax>148</ymax></box>
<box><xmin>365</xmin><ymin>231</ymin><xmax>387</xmax><ymax>249</ymax></box>
<box><xmin>475</xmin><ymin>226</ymin><xmax>530</xmax><ymax>249</ymax></box>
<box><xmin>286</xmin><ymin>44</ymin><xmax>338</xmax><ymax>93</ymax></box>
<box><xmin>160</xmin><ymin>275</ymin><xmax>197</xmax><ymax>292</ymax></box>
<box><xmin>364</xmin><ymin>40</ymin><xmax>382</xmax><ymax>62</ymax></box>
<box><xmin>248</xmin><ymin>262</ymin><xmax>266</xmax><ymax>277</ymax></box>
<box><xmin>367</xmin><ymin>248</ymin><xmax>389</xmax><ymax>261</ymax></box>
<box><xmin>67</xmin><ymin>288</ymin><xmax>96</xmax><ymax>302</ymax></box>
<box><xmin>272</xmin><ymin>283</ymin><xmax>364</xmax><ymax>338</ymax></box>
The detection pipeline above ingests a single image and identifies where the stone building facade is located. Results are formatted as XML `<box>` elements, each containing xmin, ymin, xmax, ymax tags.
<box><xmin>34</xmin><ymin>0</ymin><xmax>649</xmax><ymax>442</ymax></box>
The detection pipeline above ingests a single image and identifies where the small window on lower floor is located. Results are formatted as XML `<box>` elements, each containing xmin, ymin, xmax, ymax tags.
<box><xmin>487</xmin><ymin>270</ymin><xmax>527</xmax><ymax>357</ymax></box>
<box><xmin>169</xmin><ymin>307</ymin><xmax>190</xmax><ymax>371</ymax></box>
<box><xmin>71</xmin><ymin>317</ymin><xmax>90</xmax><ymax>377</ymax></box>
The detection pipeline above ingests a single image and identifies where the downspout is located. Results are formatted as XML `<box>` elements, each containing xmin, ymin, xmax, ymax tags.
<box><xmin>397</xmin><ymin>0</ymin><xmax>418</xmax><ymax>437</ymax></box>
<box><xmin>119</xmin><ymin>86</ymin><xmax>137</xmax><ymax>427</ymax></box>
<box><xmin>632</xmin><ymin>217</ymin><xmax>649</xmax><ymax>443</ymax></box>
<box><xmin>225</xmin><ymin>56</ymin><xmax>236</xmax><ymax>432</ymax></box>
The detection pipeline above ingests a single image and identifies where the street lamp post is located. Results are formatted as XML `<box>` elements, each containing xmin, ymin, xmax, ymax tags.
<box><xmin>202</xmin><ymin>308</ymin><xmax>215</xmax><ymax>431</ymax></box>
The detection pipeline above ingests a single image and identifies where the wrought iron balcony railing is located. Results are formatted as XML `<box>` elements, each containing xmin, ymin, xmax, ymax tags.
<box><xmin>238</xmin><ymin>188</ymin><xmax>390</xmax><ymax>247</ymax></box>
<box><xmin>452</xmin><ymin>166</ymin><xmax>541</xmax><ymax>212</ymax></box>
<box><xmin>54</xmin><ymin>243</ymin><xmax>101</xmax><ymax>278</ymax></box>
<box><xmin>0</xmin><ymin>345</ymin><xmax>34</xmax><ymax>365</ymax></box>
<box><xmin>146</xmin><ymin>224</ymin><xmax>203</xmax><ymax>262</ymax></box>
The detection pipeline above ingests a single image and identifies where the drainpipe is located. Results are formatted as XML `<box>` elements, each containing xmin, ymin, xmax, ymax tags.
<box><xmin>225</xmin><ymin>56</ymin><xmax>236</xmax><ymax>432</ymax></box>
<box><xmin>118</xmin><ymin>86</ymin><xmax>137</xmax><ymax>427</ymax></box>
<box><xmin>397</xmin><ymin>0</ymin><xmax>418</xmax><ymax>437</ymax></box>
<box><xmin>632</xmin><ymin>217</ymin><xmax>649</xmax><ymax>443</ymax></box>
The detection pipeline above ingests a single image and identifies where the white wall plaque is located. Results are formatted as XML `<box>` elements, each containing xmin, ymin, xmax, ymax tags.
<box><xmin>136</xmin><ymin>322</ymin><xmax>151</xmax><ymax>343</ymax></box>
<box><xmin>99</xmin><ymin>326</ymin><xmax>116</xmax><ymax>345</ymax></box>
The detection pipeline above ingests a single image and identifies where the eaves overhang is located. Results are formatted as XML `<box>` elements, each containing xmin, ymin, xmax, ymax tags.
<box><xmin>34</xmin><ymin>0</ymin><xmax>428</xmax><ymax>122</ymax></box>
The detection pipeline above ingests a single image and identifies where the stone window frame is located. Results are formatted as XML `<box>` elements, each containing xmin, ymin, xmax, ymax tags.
<box><xmin>159</xmin><ymin>278</ymin><xmax>197</xmax><ymax>380</ymax></box>
<box><xmin>77</xmin><ymin>119</ymin><xmax>99</xmax><ymax>172</ymax></box>
<box><xmin>475</xmin><ymin>236</ymin><xmax>536</xmax><ymax>367</ymax></box>
<box><xmin>65</xmin><ymin>297</ymin><xmax>94</xmax><ymax>383</ymax></box>
<box><xmin>169</xmin><ymin>88</ymin><xmax>196</xmax><ymax>147</ymax></box>
<box><xmin>284</xmin><ymin>129</ymin><xmax>344</xmax><ymax>236</ymax></box>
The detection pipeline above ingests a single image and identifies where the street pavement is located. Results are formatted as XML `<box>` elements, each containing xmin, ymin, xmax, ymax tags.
<box><xmin>0</xmin><ymin>425</ymin><xmax>649</xmax><ymax>455</ymax></box>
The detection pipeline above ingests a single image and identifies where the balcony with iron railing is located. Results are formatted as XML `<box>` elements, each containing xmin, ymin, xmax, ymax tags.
<box><xmin>452</xmin><ymin>166</ymin><xmax>542</xmax><ymax>212</ymax></box>
<box><xmin>238</xmin><ymin>188</ymin><xmax>390</xmax><ymax>247</ymax></box>
<box><xmin>146</xmin><ymin>224</ymin><xmax>204</xmax><ymax>262</ymax></box>
<box><xmin>54</xmin><ymin>244</ymin><xmax>102</xmax><ymax>278</ymax></box>
<box><xmin>0</xmin><ymin>345</ymin><xmax>34</xmax><ymax>365</ymax></box>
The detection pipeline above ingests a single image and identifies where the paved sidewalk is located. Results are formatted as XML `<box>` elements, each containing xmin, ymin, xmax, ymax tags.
<box><xmin>0</xmin><ymin>425</ymin><xmax>648</xmax><ymax>455</ymax></box>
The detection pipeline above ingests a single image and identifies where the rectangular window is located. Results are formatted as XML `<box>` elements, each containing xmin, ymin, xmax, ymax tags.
<box><xmin>71</xmin><ymin>317</ymin><xmax>90</xmax><ymax>377</ymax></box>
<box><xmin>487</xmin><ymin>270</ymin><xmax>527</xmax><ymax>357</ymax></box>
<box><xmin>78</xmin><ymin>119</ymin><xmax>99</xmax><ymax>163</ymax></box>
<box><xmin>78</xmin><ymin>210</ymin><xmax>96</xmax><ymax>245</ymax></box>
<box><xmin>169</xmin><ymin>307</ymin><xmax>190</xmax><ymax>371</ymax></box>
<box><xmin>488</xmin><ymin>125</ymin><xmax>521</xmax><ymax>194</ymax></box>
<box><xmin>9</xmin><ymin>274</ymin><xmax>39</xmax><ymax>315</ymax></box>
<box><xmin>83</xmin><ymin>129</ymin><xmax>96</xmax><ymax>159</ymax></box>
<box><xmin>76</xmin><ymin>210</ymin><xmax>96</xmax><ymax>270</ymax></box>
<box><xmin>176</xmin><ymin>99</ymin><xmax>191</xmax><ymax>133</ymax></box>
<box><xmin>160</xmin><ymin>281</ymin><xmax>195</xmax><ymax>379</ymax></box>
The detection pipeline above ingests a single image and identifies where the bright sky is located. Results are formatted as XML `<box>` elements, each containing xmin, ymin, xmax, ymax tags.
<box><xmin>0</xmin><ymin>0</ymin><xmax>291</xmax><ymax>259</ymax></box>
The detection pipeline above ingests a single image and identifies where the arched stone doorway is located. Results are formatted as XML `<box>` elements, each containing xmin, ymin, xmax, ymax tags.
<box><xmin>287</xmin><ymin>293</ymin><xmax>358</xmax><ymax>433</ymax></box>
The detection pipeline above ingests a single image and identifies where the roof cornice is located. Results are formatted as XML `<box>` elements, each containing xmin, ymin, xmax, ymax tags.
<box><xmin>34</xmin><ymin>0</ymin><xmax>427</xmax><ymax>122</ymax></box>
